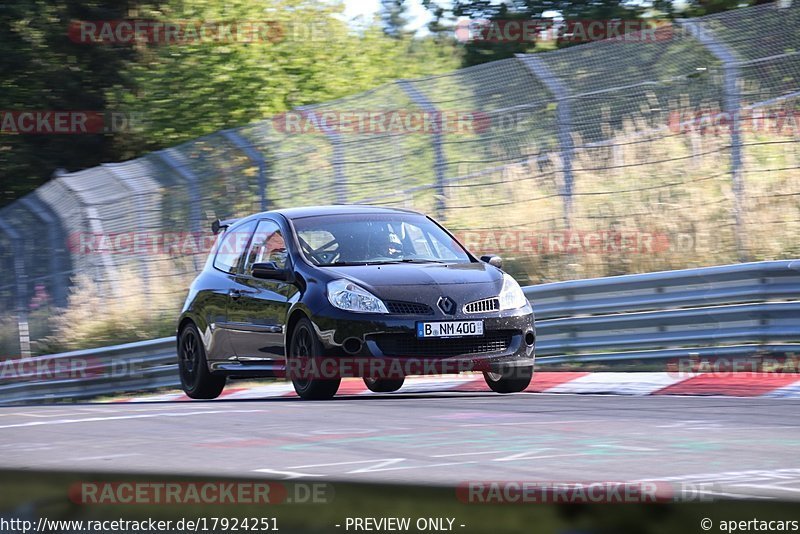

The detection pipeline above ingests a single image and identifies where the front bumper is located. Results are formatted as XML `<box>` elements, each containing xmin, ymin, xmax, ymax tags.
<box><xmin>308</xmin><ymin>305</ymin><xmax>535</xmax><ymax>375</ymax></box>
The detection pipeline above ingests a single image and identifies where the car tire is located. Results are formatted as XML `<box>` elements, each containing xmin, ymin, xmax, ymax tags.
<box><xmin>289</xmin><ymin>317</ymin><xmax>341</xmax><ymax>400</ymax></box>
<box><xmin>178</xmin><ymin>323</ymin><xmax>226</xmax><ymax>399</ymax></box>
<box><xmin>363</xmin><ymin>376</ymin><xmax>405</xmax><ymax>393</ymax></box>
<box><xmin>483</xmin><ymin>365</ymin><xmax>533</xmax><ymax>394</ymax></box>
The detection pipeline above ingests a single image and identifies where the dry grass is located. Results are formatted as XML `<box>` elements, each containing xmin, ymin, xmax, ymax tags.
<box><xmin>443</xmin><ymin>111</ymin><xmax>800</xmax><ymax>284</ymax></box>
<box><xmin>33</xmin><ymin>262</ymin><xmax>194</xmax><ymax>354</ymax></box>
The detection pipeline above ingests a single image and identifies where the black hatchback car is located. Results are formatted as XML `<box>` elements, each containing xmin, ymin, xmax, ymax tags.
<box><xmin>177</xmin><ymin>206</ymin><xmax>535</xmax><ymax>400</ymax></box>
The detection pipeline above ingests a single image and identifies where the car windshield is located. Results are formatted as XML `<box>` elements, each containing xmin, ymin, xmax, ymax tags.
<box><xmin>291</xmin><ymin>213</ymin><xmax>472</xmax><ymax>266</ymax></box>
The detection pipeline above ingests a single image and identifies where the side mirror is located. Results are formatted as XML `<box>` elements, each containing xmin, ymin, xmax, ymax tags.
<box><xmin>480</xmin><ymin>255</ymin><xmax>503</xmax><ymax>269</ymax></box>
<box><xmin>251</xmin><ymin>262</ymin><xmax>289</xmax><ymax>281</ymax></box>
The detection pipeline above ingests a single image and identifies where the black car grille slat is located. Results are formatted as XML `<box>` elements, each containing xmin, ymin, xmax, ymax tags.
<box><xmin>463</xmin><ymin>297</ymin><xmax>500</xmax><ymax>314</ymax></box>
<box><xmin>373</xmin><ymin>331</ymin><xmax>514</xmax><ymax>357</ymax></box>
<box><xmin>385</xmin><ymin>301</ymin><xmax>434</xmax><ymax>315</ymax></box>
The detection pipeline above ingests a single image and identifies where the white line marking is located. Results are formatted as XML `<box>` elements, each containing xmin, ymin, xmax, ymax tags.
<box><xmin>730</xmin><ymin>483</ymin><xmax>800</xmax><ymax>493</ymax></box>
<box><xmin>0</xmin><ymin>409</ymin><xmax>265</xmax><ymax>429</ymax></box>
<box><xmin>490</xmin><ymin>448</ymin><xmax>555</xmax><ymax>462</ymax></box>
<box><xmin>252</xmin><ymin>468</ymin><xmax>325</xmax><ymax>479</ymax></box>
<box><xmin>431</xmin><ymin>450</ymin><xmax>514</xmax><ymax>458</ymax></box>
<box><xmin>347</xmin><ymin>461</ymin><xmax>477</xmax><ymax>474</ymax></box>
<box><xmin>592</xmin><ymin>444</ymin><xmax>658</xmax><ymax>452</ymax></box>
<box><xmin>457</xmin><ymin>419</ymin><xmax>595</xmax><ymax>427</ymax></box>
<box><xmin>493</xmin><ymin>452</ymin><xmax>591</xmax><ymax>462</ymax></box>
<box><xmin>68</xmin><ymin>453</ymin><xmax>143</xmax><ymax>461</ymax></box>
<box><xmin>289</xmin><ymin>458</ymin><xmax>406</xmax><ymax>470</ymax></box>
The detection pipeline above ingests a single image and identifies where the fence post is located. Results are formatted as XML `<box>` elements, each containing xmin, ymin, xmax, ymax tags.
<box><xmin>679</xmin><ymin>20</ymin><xmax>748</xmax><ymax>262</ymax></box>
<box><xmin>18</xmin><ymin>196</ymin><xmax>68</xmax><ymax>308</ymax></box>
<box><xmin>103</xmin><ymin>165</ymin><xmax>151</xmax><ymax>295</ymax></box>
<box><xmin>297</xmin><ymin>108</ymin><xmax>347</xmax><ymax>205</ymax></box>
<box><xmin>221</xmin><ymin>129</ymin><xmax>269</xmax><ymax>211</ymax></box>
<box><xmin>0</xmin><ymin>217</ymin><xmax>30</xmax><ymax>357</ymax></box>
<box><xmin>516</xmin><ymin>55</ymin><xmax>574</xmax><ymax>230</ymax></box>
<box><xmin>157</xmin><ymin>149</ymin><xmax>203</xmax><ymax>271</ymax></box>
<box><xmin>398</xmin><ymin>80</ymin><xmax>447</xmax><ymax>220</ymax></box>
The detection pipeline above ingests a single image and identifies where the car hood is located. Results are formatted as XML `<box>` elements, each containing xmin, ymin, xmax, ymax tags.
<box><xmin>324</xmin><ymin>262</ymin><xmax>504</xmax><ymax>303</ymax></box>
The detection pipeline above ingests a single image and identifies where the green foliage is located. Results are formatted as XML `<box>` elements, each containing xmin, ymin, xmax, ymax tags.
<box><xmin>0</xmin><ymin>0</ymin><xmax>150</xmax><ymax>204</ymax></box>
<box><xmin>421</xmin><ymin>0</ymin><xmax>761</xmax><ymax>67</ymax></box>
<box><xmin>1</xmin><ymin>0</ymin><xmax>461</xmax><ymax>205</ymax></box>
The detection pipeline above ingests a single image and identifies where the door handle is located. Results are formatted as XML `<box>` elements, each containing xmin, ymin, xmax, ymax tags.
<box><xmin>229</xmin><ymin>288</ymin><xmax>256</xmax><ymax>299</ymax></box>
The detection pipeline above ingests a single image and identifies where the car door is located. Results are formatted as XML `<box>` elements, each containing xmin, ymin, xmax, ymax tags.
<box><xmin>226</xmin><ymin>218</ymin><xmax>297</xmax><ymax>361</ymax></box>
<box><xmin>204</xmin><ymin>220</ymin><xmax>257</xmax><ymax>362</ymax></box>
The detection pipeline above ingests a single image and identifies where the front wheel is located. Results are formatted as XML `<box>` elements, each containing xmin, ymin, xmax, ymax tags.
<box><xmin>289</xmin><ymin>317</ymin><xmax>341</xmax><ymax>400</ymax></box>
<box><xmin>178</xmin><ymin>323</ymin><xmax>226</xmax><ymax>399</ymax></box>
<box><xmin>483</xmin><ymin>365</ymin><xmax>533</xmax><ymax>394</ymax></box>
<box><xmin>364</xmin><ymin>376</ymin><xmax>405</xmax><ymax>393</ymax></box>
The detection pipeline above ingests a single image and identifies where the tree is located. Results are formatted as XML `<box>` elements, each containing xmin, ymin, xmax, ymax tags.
<box><xmin>0</xmin><ymin>1</ymin><xmax>152</xmax><ymax>206</ymax></box>
<box><xmin>422</xmin><ymin>0</ymin><xmax>758</xmax><ymax>67</ymax></box>
<box><xmin>1</xmin><ymin>0</ymin><xmax>460</xmax><ymax>206</ymax></box>
<box><xmin>381</xmin><ymin>0</ymin><xmax>409</xmax><ymax>38</ymax></box>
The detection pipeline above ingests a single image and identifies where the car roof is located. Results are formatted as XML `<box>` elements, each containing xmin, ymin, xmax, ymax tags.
<box><xmin>267</xmin><ymin>205</ymin><xmax>424</xmax><ymax>220</ymax></box>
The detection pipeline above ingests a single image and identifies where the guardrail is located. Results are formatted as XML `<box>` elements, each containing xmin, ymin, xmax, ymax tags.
<box><xmin>526</xmin><ymin>259</ymin><xmax>800</xmax><ymax>364</ymax></box>
<box><xmin>2</xmin><ymin>259</ymin><xmax>799</xmax><ymax>404</ymax></box>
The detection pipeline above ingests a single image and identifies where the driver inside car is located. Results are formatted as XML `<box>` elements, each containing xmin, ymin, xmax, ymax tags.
<box><xmin>367</xmin><ymin>228</ymin><xmax>405</xmax><ymax>260</ymax></box>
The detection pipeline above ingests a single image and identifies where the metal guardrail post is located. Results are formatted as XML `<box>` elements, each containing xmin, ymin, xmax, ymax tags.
<box><xmin>296</xmin><ymin>108</ymin><xmax>347</xmax><ymax>205</ymax></box>
<box><xmin>157</xmin><ymin>149</ymin><xmax>203</xmax><ymax>271</ymax></box>
<box><xmin>18</xmin><ymin>196</ymin><xmax>68</xmax><ymax>308</ymax></box>
<box><xmin>398</xmin><ymin>80</ymin><xmax>447</xmax><ymax>220</ymax></box>
<box><xmin>679</xmin><ymin>20</ymin><xmax>748</xmax><ymax>262</ymax></box>
<box><xmin>221</xmin><ymin>129</ymin><xmax>269</xmax><ymax>211</ymax></box>
<box><xmin>0</xmin><ymin>217</ymin><xmax>30</xmax><ymax>357</ymax></box>
<box><xmin>103</xmin><ymin>165</ymin><xmax>151</xmax><ymax>294</ymax></box>
<box><xmin>516</xmin><ymin>55</ymin><xmax>574</xmax><ymax>230</ymax></box>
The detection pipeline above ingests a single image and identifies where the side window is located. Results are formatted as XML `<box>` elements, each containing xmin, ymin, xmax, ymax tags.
<box><xmin>244</xmin><ymin>220</ymin><xmax>288</xmax><ymax>276</ymax></box>
<box><xmin>213</xmin><ymin>221</ymin><xmax>256</xmax><ymax>274</ymax></box>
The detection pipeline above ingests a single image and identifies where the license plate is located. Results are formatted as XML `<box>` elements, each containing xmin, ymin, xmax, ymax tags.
<box><xmin>416</xmin><ymin>320</ymin><xmax>484</xmax><ymax>338</ymax></box>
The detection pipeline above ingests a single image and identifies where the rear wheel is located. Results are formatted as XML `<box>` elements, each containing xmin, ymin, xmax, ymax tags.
<box><xmin>178</xmin><ymin>324</ymin><xmax>226</xmax><ymax>399</ymax></box>
<box><xmin>483</xmin><ymin>365</ymin><xmax>533</xmax><ymax>394</ymax></box>
<box><xmin>363</xmin><ymin>376</ymin><xmax>405</xmax><ymax>393</ymax></box>
<box><xmin>289</xmin><ymin>318</ymin><xmax>340</xmax><ymax>400</ymax></box>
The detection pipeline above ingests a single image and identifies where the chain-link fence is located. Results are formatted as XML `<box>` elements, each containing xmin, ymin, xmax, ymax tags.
<box><xmin>1</xmin><ymin>2</ymin><xmax>799</xmax><ymax>356</ymax></box>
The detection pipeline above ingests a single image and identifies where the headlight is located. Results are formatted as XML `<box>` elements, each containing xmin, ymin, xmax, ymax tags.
<box><xmin>327</xmin><ymin>279</ymin><xmax>388</xmax><ymax>314</ymax></box>
<box><xmin>498</xmin><ymin>273</ymin><xmax>529</xmax><ymax>311</ymax></box>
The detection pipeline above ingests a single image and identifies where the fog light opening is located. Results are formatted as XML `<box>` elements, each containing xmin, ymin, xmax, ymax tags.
<box><xmin>525</xmin><ymin>331</ymin><xmax>535</xmax><ymax>346</ymax></box>
<box><xmin>343</xmin><ymin>337</ymin><xmax>363</xmax><ymax>355</ymax></box>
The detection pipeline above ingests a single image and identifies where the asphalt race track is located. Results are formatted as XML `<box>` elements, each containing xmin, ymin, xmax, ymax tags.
<box><xmin>1</xmin><ymin>393</ymin><xmax>799</xmax><ymax>500</ymax></box>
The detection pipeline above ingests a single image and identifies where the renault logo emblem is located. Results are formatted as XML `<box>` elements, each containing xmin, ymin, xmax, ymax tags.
<box><xmin>438</xmin><ymin>296</ymin><xmax>456</xmax><ymax>315</ymax></box>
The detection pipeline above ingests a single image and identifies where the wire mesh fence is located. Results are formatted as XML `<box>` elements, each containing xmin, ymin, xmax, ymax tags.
<box><xmin>0</xmin><ymin>1</ymin><xmax>798</xmax><ymax>356</ymax></box>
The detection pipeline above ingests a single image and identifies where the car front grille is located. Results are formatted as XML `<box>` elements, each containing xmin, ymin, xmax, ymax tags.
<box><xmin>385</xmin><ymin>300</ymin><xmax>434</xmax><ymax>315</ymax></box>
<box><xmin>372</xmin><ymin>331</ymin><xmax>514</xmax><ymax>357</ymax></box>
<box><xmin>463</xmin><ymin>297</ymin><xmax>500</xmax><ymax>314</ymax></box>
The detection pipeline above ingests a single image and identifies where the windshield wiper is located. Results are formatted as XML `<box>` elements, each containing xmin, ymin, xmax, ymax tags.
<box><xmin>321</xmin><ymin>259</ymin><xmax>446</xmax><ymax>266</ymax></box>
<box><xmin>394</xmin><ymin>258</ymin><xmax>446</xmax><ymax>264</ymax></box>
<box><xmin>323</xmin><ymin>260</ymin><xmax>390</xmax><ymax>266</ymax></box>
